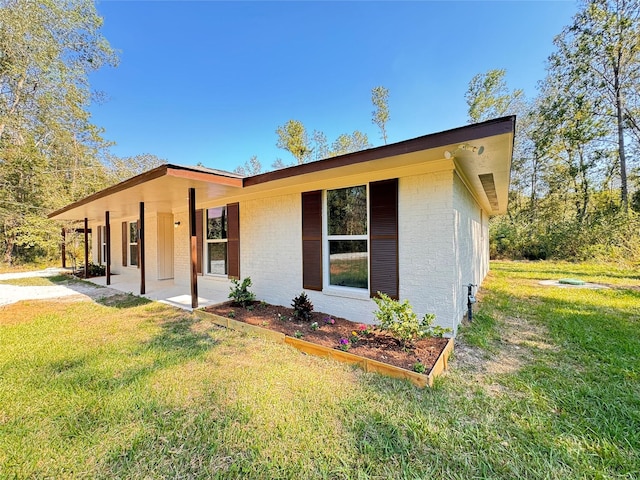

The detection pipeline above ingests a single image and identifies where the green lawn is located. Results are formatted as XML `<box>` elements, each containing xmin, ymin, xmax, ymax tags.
<box><xmin>0</xmin><ymin>261</ymin><xmax>638</xmax><ymax>479</ymax></box>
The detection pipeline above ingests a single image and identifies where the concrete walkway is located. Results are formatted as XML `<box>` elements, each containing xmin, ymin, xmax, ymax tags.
<box><xmin>0</xmin><ymin>268</ymin><xmax>228</xmax><ymax>310</ymax></box>
<box><xmin>0</xmin><ymin>268</ymin><xmax>123</xmax><ymax>307</ymax></box>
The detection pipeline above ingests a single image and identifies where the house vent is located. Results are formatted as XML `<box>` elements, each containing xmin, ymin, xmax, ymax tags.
<box><xmin>478</xmin><ymin>173</ymin><xmax>499</xmax><ymax>211</ymax></box>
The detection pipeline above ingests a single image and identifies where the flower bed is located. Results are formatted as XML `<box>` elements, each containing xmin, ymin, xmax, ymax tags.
<box><xmin>197</xmin><ymin>301</ymin><xmax>453</xmax><ymax>388</ymax></box>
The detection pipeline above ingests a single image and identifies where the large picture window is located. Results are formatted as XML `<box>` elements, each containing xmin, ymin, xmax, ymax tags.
<box><xmin>129</xmin><ymin>222</ymin><xmax>138</xmax><ymax>267</ymax></box>
<box><xmin>206</xmin><ymin>206</ymin><xmax>227</xmax><ymax>275</ymax></box>
<box><xmin>326</xmin><ymin>185</ymin><xmax>368</xmax><ymax>289</ymax></box>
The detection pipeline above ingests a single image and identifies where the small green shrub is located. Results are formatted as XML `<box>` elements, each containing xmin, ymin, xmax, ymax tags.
<box><xmin>413</xmin><ymin>362</ymin><xmax>426</xmax><ymax>374</ymax></box>
<box><xmin>87</xmin><ymin>262</ymin><xmax>106</xmax><ymax>277</ymax></box>
<box><xmin>373</xmin><ymin>292</ymin><xmax>449</xmax><ymax>347</ymax></box>
<box><xmin>228</xmin><ymin>277</ymin><xmax>256</xmax><ymax>308</ymax></box>
<box><xmin>291</xmin><ymin>292</ymin><xmax>314</xmax><ymax>321</ymax></box>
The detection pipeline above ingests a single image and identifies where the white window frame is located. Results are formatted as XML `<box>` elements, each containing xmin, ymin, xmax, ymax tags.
<box><xmin>128</xmin><ymin>221</ymin><xmax>138</xmax><ymax>267</ymax></box>
<box><xmin>205</xmin><ymin>206</ymin><xmax>228</xmax><ymax>276</ymax></box>
<box><xmin>322</xmin><ymin>184</ymin><xmax>370</xmax><ymax>298</ymax></box>
<box><xmin>99</xmin><ymin>225</ymin><xmax>107</xmax><ymax>265</ymax></box>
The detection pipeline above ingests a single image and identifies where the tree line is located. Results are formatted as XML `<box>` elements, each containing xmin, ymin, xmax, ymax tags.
<box><xmin>467</xmin><ymin>0</ymin><xmax>639</xmax><ymax>263</ymax></box>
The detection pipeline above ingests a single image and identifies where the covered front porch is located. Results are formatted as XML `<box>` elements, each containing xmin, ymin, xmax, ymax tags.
<box><xmin>85</xmin><ymin>269</ymin><xmax>230</xmax><ymax>311</ymax></box>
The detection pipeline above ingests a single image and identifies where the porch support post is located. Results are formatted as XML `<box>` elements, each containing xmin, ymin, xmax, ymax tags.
<box><xmin>189</xmin><ymin>187</ymin><xmax>198</xmax><ymax>308</ymax></box>
<box><xmin>61</xmin><ymin>228</ymin><xmax>66</xmax><ymax>268</ymax></box>
<box><xmin>139</xmin><ymin>202</ymin><xmax>145</xmax><ymax>295</ymax></box>
<box><xmin>105</xmin><ymin>211</ymin><xmax>111</xmax><ymax>285</ymax></box>
<box><xmin>83</xmin><ymin>217</ymin><xmax>89</xmax><ymax>279</ymax></box>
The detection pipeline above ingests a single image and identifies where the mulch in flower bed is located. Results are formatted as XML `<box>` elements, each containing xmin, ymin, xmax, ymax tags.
<box><xmin>203</xmin><ymin>301</ymin><xmax>450</xmax><ymax>374</ymax></box>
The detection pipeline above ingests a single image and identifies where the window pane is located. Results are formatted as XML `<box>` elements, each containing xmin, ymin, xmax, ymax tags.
<box><xmin>327</xmin><ymin>186</ymin><xmax>367</xmax><ymax>236</ymax></box>
<box><xmin>129</xmin><ymin>223</ymin><xmax>137</xmax><ymax>243</ymax></box>
<box><xmin>329</xmin><ymin>240</ymin><xmax>368</xmax><ymax>288</ymax></box>
<box><xmin>207</xmin><ymin>242</ymin><xmax>227</xmax><ymax>275</ymax></box>
<box><xmin>129</xmin><ymin>245</ymin><xmax>138</xmax><ymax>266</ymax></box>
<box><xmin>207</xmin><ymin>207</ymin><xmax>227</xmax><ymax>240</ymax></box>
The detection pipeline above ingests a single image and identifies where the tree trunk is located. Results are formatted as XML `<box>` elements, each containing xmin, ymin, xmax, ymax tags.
<box><xmin>3</xmin><ymin>237</ymin><xmax>14</xmax><ymax>265</ymax></box>
<box><xmin>615</xmin><ymin>72</ymin><xmax>628</xmax><ymax>211</ymax></box>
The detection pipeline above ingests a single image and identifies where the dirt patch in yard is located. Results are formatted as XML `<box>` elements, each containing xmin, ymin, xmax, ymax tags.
<box><xmin>454</xmin><ymin>309</ymin><xmax>556</xmax><ymax>396</ymax></box>
<box><xmin>203</xmin><ymin>301</ymin><xmax>450</xmax><ymax>374</ymax></box>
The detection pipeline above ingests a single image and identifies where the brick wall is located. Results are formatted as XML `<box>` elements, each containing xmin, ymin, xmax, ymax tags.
<box><xmin>398</xmin><ymin>170</ymin><xmax>456</xmax><ymax>332</ymax></box>
<box><xmin>452</xmin><ymin>172</ymin><xmax>489</xmax><ymax>333</ymax></box>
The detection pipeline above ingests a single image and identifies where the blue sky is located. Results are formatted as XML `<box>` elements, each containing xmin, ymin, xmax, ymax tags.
<box><xmin>90</xmin><ymin>1</ymin><xmax>577</xmax><ymax>172</ymax></box>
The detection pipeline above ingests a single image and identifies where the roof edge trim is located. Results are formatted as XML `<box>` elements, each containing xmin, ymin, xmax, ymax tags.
<box><xmin>244</xmin><ymin>116</ymin><xmax>515</xmax><ymax>187</ymax></box>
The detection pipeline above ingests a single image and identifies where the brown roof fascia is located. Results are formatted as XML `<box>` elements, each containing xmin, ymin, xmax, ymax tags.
<box><xmin>48</xmin><ymin>163</ymin><xmax>243</xmax><ymax>219</ymax></box>
<box><xmin>244</xmin><ymin>116</ymin><xmax>516</xmax><ymax>187</ymax></box>
<box><xmin>166</xmin><ymin>166</ymin><xmax>243</xmax><ymax>187</ymax></box>
<box><xmin>48</xmin><ymin>165</ymin><xmax>170</xmax><ymax>219</ymax></box>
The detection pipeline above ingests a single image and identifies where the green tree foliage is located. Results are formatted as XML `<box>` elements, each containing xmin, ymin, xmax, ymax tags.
<box><xmin>371</xmin><ymin>86</ymin><xmax>390</xmax><ymax>144</ymax></box>
<box><xmin>275</xmin><ymin>119</ymin><xmax>312</xmax><ymax>165</ymax></box>
<box><xmin>0</xmin><ymin>0</ymin><xmax>118</xmax><ymax>264</ymax></box>
<box><xmin>465</xmin><ymin>69</ymin><xmax>524</xmax><ymax>123</ymax></box>
<box><xmin>480</xmin><ymin>31</ymin><xmax>640</xmax><ymax>261</ymax></box>
<box><xmin>329</xmin><ymin>131</ymin><xmax>371</xmax><ymax>157</ymax></box>
<box><xmin>553</xmin><ymin>0</ymin><xmax>640</xmax><ymax>210</ymax></box>
<box><xmin>269</xmin><ymin>88</ymin><xmax>387</xmax><ymax>169</ymax></box>
<box><xmin>105</xmin><ymin>153</ymin><xmax>167</xmax><ymax>183</ymax></box>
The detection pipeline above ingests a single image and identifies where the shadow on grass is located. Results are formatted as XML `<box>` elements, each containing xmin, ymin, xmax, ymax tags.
<box><xmin>145</xmin><ymin>316</ymin><xmax>219</xmax><ymax>356</ymax></box>
<box><xmin>46</xmin><ymin>315</ymin><xmax>219</xmax><ymax>396</ymax></box>
<box><xmin>96</xmin><ymin>293</ymin><xmax>152</xmax><ymax>309</ymax></box>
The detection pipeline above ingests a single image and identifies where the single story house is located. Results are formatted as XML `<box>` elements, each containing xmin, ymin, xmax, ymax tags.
<box><xmin>49</xmin><ymin>116</ymin><xmax>515</xmax><ymax>334</ymax></box>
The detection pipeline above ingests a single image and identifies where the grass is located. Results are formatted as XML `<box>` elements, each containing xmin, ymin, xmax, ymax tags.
<box><xmin>0</xmin><ymin>260</ymin><xmax>638</xmax><ymax>478</ymax></box>
<box><xmin>329</xmin><ymin>257</ymin><xmax>368</xmax><ymax>289</ymax></box>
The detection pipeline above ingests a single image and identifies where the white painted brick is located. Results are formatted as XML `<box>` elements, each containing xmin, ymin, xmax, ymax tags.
<box><xmin>451</xmin><ymin>172</ymin><xmax>490</xmax><ymax>334</ymax></box>
<box><xmin>87</xmin><ymin>166</ymin><xmax>490</xmax><ymax>336</ymax></box>
<box><xmin>399</xmin><ymin>170</ymin><xmax>456</xmax><ymax>331</ymax></box>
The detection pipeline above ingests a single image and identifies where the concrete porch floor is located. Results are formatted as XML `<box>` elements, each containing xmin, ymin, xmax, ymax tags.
<box><xmin>86</xmin><ymin>272</ymin><xmax>229</xmax><ymax>311</ymax></box>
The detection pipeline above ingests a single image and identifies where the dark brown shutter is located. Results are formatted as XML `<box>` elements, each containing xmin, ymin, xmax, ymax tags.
<box><xmin>227</xmin><ymin>203</ymin><xmax>240</xmax><ymax>279</ymax></box>
<box><xmin>121</xmin><ymin>222</ymin><xmax>127</xmax><ymax>267</ymax></box>
<box><xmin>196</xmin><ymin>209</ymin><xmax>203</xmax><ymax>275</ymax></box>
<box><xmin>370</xmin><ymin>178</ymin><xmax>398</xmax><ymax>299</ymax></box>
<box><xmin>97</xmin><ymin>226</ymin><xmax>102</xmax><ymax>265</ymax></box>
<box><xmin>302</xmin><ymin>191</ymin><xmax>323</xmax><ymax>290</ymax></box>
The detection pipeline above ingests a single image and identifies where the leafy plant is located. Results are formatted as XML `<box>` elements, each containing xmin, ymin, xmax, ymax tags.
<box><xmin>227</xmin><ymin>311</ymin><xmax>236</xmax><ymax>319</ymax></box>
<box><xmin>413</xmin><ymin>362</ymin><xmax>426</xmax><ymax>374</ymax></box>
<box><xmin>291</xmin><ymin>292</ymin><xmax>314</xmax><ymax>321</ymax></box>
<box><xmin>338</xmin><ymin>338</ymin><xmax>350</xmax><ymax>351</ymax></box>
<box><xmin>311</xmin><ymin>322</ymin><xmax>319</xmax><ymax>331</ymax></box>
<box><xmin>294</xmin><ymin>330</ymin><xmax>303</xmax><ymax>339</ymax></box>
<box><xmin>228</xmin><ymin>277</ymin><xmax>256</xmax><ymax>308</ymax></box>
<box><xmin>373</xmin><ymin>292</ymin><xmax>448</xmax><ymax>347</ymax></box>
<box><xmin>86</xmin><ymin>262</ymin><xmax>106</xmax><ymax>277</ymax></box>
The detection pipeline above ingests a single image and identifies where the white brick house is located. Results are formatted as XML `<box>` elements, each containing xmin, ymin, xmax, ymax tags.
<box><xmin>49</xmin><ymin>117</ymin><xmax>514</xmax><ymax>334</ymax></box>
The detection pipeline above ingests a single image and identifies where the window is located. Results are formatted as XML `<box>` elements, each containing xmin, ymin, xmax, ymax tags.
<box><xmin>129</xmin><ymin>221</ymin><xmax>138</xmax><ymax>267</ymax></box>
<box><xmin>206</xmin><ymin>206</ymin><xmax>227</xmax><ymax>275</ymax></box>
<box><xmin>99</xmin><ymin>226</ymin><xmax>107</xmax><ymax>265</ymax></box>
<box><xmin>326</xmin><ymin>185</ymin><xmax>368</xmax><ymax>289</ymax></box>
<box><xmin>302</xmin><ymin>179</ymin><xmax>397</xmax><ymax>298</ymax></box>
